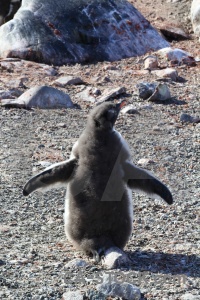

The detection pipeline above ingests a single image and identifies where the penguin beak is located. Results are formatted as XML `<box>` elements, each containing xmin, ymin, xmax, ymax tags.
<box><xmin>116</xmin><ymin>100</ymin><xmax>126</xmax><ymax>111</ymax></box>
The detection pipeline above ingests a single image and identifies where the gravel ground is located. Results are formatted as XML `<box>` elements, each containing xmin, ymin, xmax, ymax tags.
<box><xmin>0</xmin><ymin>0</ymin><xmax>200</xmax><ymax>299</ymax></box>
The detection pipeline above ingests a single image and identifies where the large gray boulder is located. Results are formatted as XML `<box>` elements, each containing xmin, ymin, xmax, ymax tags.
<box><xmin>191</xmin><ymin>0</ymin><xmax>200</xmax><ymax>38</ymax></box>
<box><xmin>0</xmin><ymin>0</ymin><xmax>169</xmax><ymax>65</ymax></box>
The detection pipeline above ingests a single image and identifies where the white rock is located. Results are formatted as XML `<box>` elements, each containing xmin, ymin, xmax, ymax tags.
<box><xmin>158</xmin><ymin>47</ymin><xmax>192</xmax><ymax>62</ymax></box>
<box><xmin>54</xmin><ymin>76</ymin><xmax>84</xmax><ymax>86</ymax></box>
<box><xmin>148</xmin><ymin>83</ymin><xmax>171</xmax><ymax>101</ymax></box>
<box><xmin>137</xmin><ymin>158</ymin><xmax>155</xmax><ymax>166</ymax></box>
<box><xmin>62</xmin><ymin>291</ymin><xmax>84</xmax><ymax>300</ymax></box>
<box><xmin>1</xmin><ymin>86</ymin><xmax>74</xmax><ymax>109</ymax></box>
<box><xmin>64</xmin><ymin>258</ymin><xmax>88</xmax><ymax>269</ymax></box>
<box><xmin>97</xmin><ymin>273</ymin><xmax>141</xmax><ymax>300</ymax></box>
<box><xmin>191</xmin><ymin>0</ymin><xmax>200</xmax><ymax>37</ymax></box>
<box><xmin>102</xmin><ymin>246</ymin><xmax>132</xmax><ymax>269</ymax></box>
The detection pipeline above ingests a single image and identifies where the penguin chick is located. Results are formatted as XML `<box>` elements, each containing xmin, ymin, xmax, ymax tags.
<box><xmin>23</xmin><ymin>101</ymin><xmax>173</xmax><ymax>268</ymax></box>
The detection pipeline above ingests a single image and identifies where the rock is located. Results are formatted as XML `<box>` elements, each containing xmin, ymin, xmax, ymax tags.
<box><xmin>4</xmin><ymin>77</ymin><xmax>28</xmax><ymax>88</ymax></box>
<box><xmin>180</xmin><ymin>293</ymin><xmax>200</xmax><ymax>300</ymax></box>
<box><xmin>152</xmin><ymin>68</ymin><xmax>178</xmax><ymax>81</ymax></box>
<box><xmin>137</xmin><ymin>82</ymin><xmax>157</xmax><ymax>100</ymax></box>
<box><xmin>0</xmin><ymin>0</ymin><xmax>10</xmax><ymax>25</ymax></box>
<box><xmin>1</xmin><ymin>85</ymin><xmax>74</xmax><ymax>109</ymax></box>
<box><xmin>97</xmin><ymin>273</ymin><xmax>141</xmax><ymax>300</ymax></box>
<box><xmin>42</xmin><ymin>66</ymin><xmax>58</xmax><ymax>76</ymax></box>
<box><xmin>144</xmin><ymin>55</ymin><xmax>159</xmax><ymax>70</ymax></box>
<box><xmin>64</xmin><ymin>259</ymin><xmax>88</xmax><ymax>269</ymax></box>
<box><xmin>102</xmin><ymin>246</ymin><xmax>132</xmax><ymax>269</ymax></box>
<box><xmin>147</xmin><ymin>83</ymin><xmax>171</xmax><ymax>101</ymax></box>
<box><xmin>137</xmin><ymin>158</ymin><xmax>155</xmax><ymax>166</ymax></box>
<box><xmin>180</xmin><ymin>113</ymin><xmax>200</xmax><ymax>123</ymax></box>
<box><xmin>62</xmin><ymin>291</ymin><xmax>84</xmax><ymax>300</ymax></box>
<box><xmin>75</xmin><ymin>87</ymin><xmax>96</xmax><ymax>103</ymax></box>
<box><xmin>158</xmin><ymin>47</ymin><xmax>193</xmax><ymax>62</ymax></box>
<box><xmin>97</xmin><ymin>87</ymin><xmax>126</xmax><ymax>102</ymax></box>
<box><xmin>159</xmin><ymin>23</ymin><xmax>190</xmax><ymax>41</ymax></box>
<box><xmin>54</xmin><ymin>76</ymin><xmax>84</xmax><ymax>87</ymax></box>
<box><xmin>0</xmin><ymin>89</ymin><xmax>22</xmax><ymax>99</ymax></box>
<box><xmin>191</xmin><ymin>0</ymin><xmax>200</xmax><ymax>38</ymax></box>
<box><xmin>0</xmin><ymin>0</ymin><xmax>169</xmax><ymax>65</ymax></box>
<box><xmin>121</xmin><ymin>105</ymin><xmax>139</xmax><ymax>114</ymax></box>
<box><xmin>86</xmin><ymin>290</ymin><xmax>107</xmax><ymax>300</ymax></box>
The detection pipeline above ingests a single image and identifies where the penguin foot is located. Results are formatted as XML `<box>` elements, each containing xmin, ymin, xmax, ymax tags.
<box><xmin>102</xmin><ymin>247</ymin><xmax>132</xmax><ymax>269</ymax></box>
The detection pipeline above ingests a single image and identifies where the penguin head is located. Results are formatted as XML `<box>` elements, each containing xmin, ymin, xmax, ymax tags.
<box><xmin>89</xmin><ymin>101</ymin><xmax>125</xmax><ymax>131</ymax></box>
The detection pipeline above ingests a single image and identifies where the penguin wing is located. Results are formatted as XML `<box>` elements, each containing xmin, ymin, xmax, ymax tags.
<box><xmin>124</xmin><ymin>162</ymin><xmax>173</xmax><ymax>205</ymax></box>
<box><xmin>23</xmin><ymin>158</ymin><xmax>77</xmax><ymax>196</ymax></box>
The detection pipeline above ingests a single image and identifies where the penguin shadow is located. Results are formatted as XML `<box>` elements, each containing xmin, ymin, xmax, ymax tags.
<box><xmin>126</xmin><ymin>250</ymin><xmax>200</xmax><ymax>278</ymax></box>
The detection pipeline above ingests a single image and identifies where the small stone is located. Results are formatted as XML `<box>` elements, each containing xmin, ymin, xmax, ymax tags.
<box><xmin>62</xmin><ymin>291</ymin><xmax>84</xmax><ymax>300</ymax></box>
<box><xmin>144</xmin><ymin>55</ymin><xmax>159</xmax><ymax>70</ymax></box>
<box><xmin>103</xmin><ymin>246</ymin><xmax>132</xmax><ymax>269</ymax></box>
<box><xmin>137</xmin><ymin>82</ymin><xmax>157</xmax><ymax>100</ymax></box>
<box><xmin>97</xmin><ymin>87</ymin><xmax>126</xmax><ymax>102</ymax></box>
<box><xmin>148</xmin><ymin>83</ymin><xmax>171</xmax><ymax>101</ymax></box>
<box><xmin>137</xmin><ymin>158</ymin><xmax>155</xmax><ymax>166</ymax></box>
<box><xmin>54</xmin><ymin>76</ymin><xmax>84</xmax><ymax>86</ymax></box>
<box><xmin>76</xmin><ymin>87</ymin><xmax>96</xmax><ymax>103</ymax></box>
<box><xmin>0</xmin><ymin>89</ymin><xmax>23</xmax><ymax>99</ymax></box>
<box><xmin>97</xmin><ymin>273</ymin><xmax>141</xmax><ymax>300</ymax></box>
<box><xmin>43</xmin><ymin>66</ymin><xmax>58</xmax><ymax>76</ymax></box>
<box><xmin>64</xmin><ymin>258</ymin><xmax>88</xmax><ymax>269</ymax></box>
<box><xmin>121</xmin><ymin>105</ymin><xmax>139</xmax><ymax>115</ymax></box>
<box><xmin>180</xmin><ymin>113</ymin><xmax>200</xmax><ymax>123</ymax></box>
<box><xmin>152</xmin><ymin>68</ymin><xmax>178</xmax><ymax>81</ymax></box>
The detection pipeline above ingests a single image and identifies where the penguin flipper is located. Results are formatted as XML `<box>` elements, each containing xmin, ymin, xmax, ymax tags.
<box><xmin>124</xmin><ymin>162</ymin><xmax>173</xmax><ymax>205</ymax></box>
<box><xmin>23</xmin><ymin>158</ymin><xmax>77</xmax><ymax>196</ymax></box>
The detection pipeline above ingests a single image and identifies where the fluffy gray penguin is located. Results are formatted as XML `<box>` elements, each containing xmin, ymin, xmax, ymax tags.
<box><xmin>23</xmin><ymin>101</ymin><xmax>173</xmax><ymax>268</ymax></box>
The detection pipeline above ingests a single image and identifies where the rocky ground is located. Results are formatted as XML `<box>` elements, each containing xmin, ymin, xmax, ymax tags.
<box><xmin>0</xmin><ymin>0</ymin><xmax>200</xmax><ymax>299</ymax></box>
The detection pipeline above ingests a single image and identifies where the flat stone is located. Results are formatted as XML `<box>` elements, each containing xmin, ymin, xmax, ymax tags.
<box><xmin>54</xmin><ymin>76</ymin><xmax>84</xmax><ymax>86</ymax></box>
<box><xmin>97</xmin><ymin>87</ymin><xmax>126</xmax><ymax>102</ymax></box>
<box><xmin>0</xmin><ymin>89</ymin><xmax>23</xmax><ymax>99</ymax></box>
<box><xmin>137</xmin><ymin>158</ymin><xmax>155</xmax><ymax>166</ymax></box>
<box><xmin>152</xmin><ymin>68</ymin><xmax>178</xmax><ymax>81</ymax></box>
<box><xmin>0</xmin><ymin>0</ymin><xmax>169</xmax><ymax>65</ymax></box>
<box><xmin>159</xmin><ymin>23</ymin><xmax>190</xmax><ymax>41</ymax></box>
<box><xmin>1</xmin><ymin>85</ymin><xmax>74</xmax><ymax>109</ymax></box>
<box><xmin>148</xmin><ymin>83</ymin><xmax>171</xmax><ymax>102</ymax></box>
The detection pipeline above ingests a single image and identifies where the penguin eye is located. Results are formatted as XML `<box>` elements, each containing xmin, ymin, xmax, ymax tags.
<box><xmin>106</xmin><ymin>109</ymin><xmax>116</xmax><ymax>121</ymax></box>
<box><xmin>95</xmin><ymin>120</ymin><xmax>101</xmax><ymax>127</ymax></box>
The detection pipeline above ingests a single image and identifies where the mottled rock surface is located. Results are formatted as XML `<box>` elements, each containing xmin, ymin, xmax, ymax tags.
<box><xmin>191</xmin><ymin>0</ymin><xmax>200</xmax><ymax>37</ymax></box>
<box><xmin>0</xmin><ymin>0</ymin><xmax>169</xmax><ymax>65</ymax></box>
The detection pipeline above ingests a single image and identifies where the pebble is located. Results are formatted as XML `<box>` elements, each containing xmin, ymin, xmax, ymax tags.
<box><xmin>75</xmin><ymin>87</ymin><xmax>96</xmax><ymax>103</ymax></box>
<box><xmin>64</xmin><ymin>259</ymin><xmax>88</xmax><ymax>269</ymax></box>
<box><xmin>121</xmin><ymin>105</ymin><xmax>139</xmax><ymax>115</ymax></box>
<box><xmin>97</xmin><ymin>86</ymin><xmax>126</xmax><ymax>102</ymax></box>
<box><xmin>144</xmin><ymin>55</ymin><xmax>159</xmax><ymax>70</ymax></box>
<box><xmin>180</xmin><ymin>113</ymin><xmax>200</xmax><ymax>123</ymax></box>
<box><xmin>137</xmin><ymin>158</ymin><xmax>155</xmax><ymax>166</ymax></box>
<box><xmin>54</xmin><ymin>76</ymin><xmax>84</xmax><ymax>86</ymax></box>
